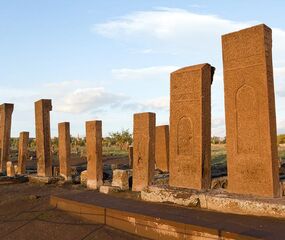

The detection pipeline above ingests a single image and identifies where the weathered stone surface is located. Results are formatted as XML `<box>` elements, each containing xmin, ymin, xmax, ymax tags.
<box><xmin>18</xmin><ymin>131</ymin><xmax>29</xmax><ymax>175</ymax></box>
<box><xmin>86</xmin><ymin>121</ymin><xmax>103</xmax><ymax>189</ymax></box>
<box><xmin>128</xmin><ymin>145</ymin><xmax>133</xmax><ymax>168</ymax></box>
<box><xmin>155</xmin><ymin>125</ymin><xmax>169</xmax><ymax>172</ymax></box>
<box><xmin>58</xmin><ymin>122</ymin><xmax>71</xmax><ymax>180</ymax></box>
<box><xmin>80</xmin><ymin>170</ymin><xmax>87</xmax><ymax>186</ymax></box>
<box><xmin>112</xmin><ymin>169</ymin><xmax>129</xmax><ymax>190</ymax></box>
<box><xmin>222</xmin><ymin>24</ymin><xmax>280</xmax><ymax>197</ymax></box>
<box><xmin>99</xmin><ymin>185</ymin><xmax>120</xmax><ymax>194</ymax></box>
<box><xmin>6</xmin><ymin>161</ymin><xmax>15</xmax><ymax>177</ymax></box>
<box><xmin>141</xmin><ymin>185</ymin><xmax>285</xmax><ymax>219</ymax></box>
<box><xmin>132</xmin><ymin>112</ymin><xmax>155</xmax><ymax>192</ymax></box>
<box><xmin>0</xmin><ymin>103</ymin><xmax>14</xmax><ymax>173</ymax></box>
<box><xmin>169</xmin><ymin>64</ymin><xmax>214</xmax><ymax>190</ymax></box>
<box><xmin>35</xmin><ymin>99</ymin><xmax>52</xmax><ymax>177</ymax></box>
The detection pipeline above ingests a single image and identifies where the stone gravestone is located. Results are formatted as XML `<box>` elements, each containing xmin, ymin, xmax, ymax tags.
<box><xmin>86</xmin><ymin>120</ymin><xmax>103</xmax><ymax>189</ymax></box>
<box><xmin>132</xmin><ymin>112</ymin><xmax>155</xmax><ymax>191</ymax></box>
<box><xmin>18</xmin><ymin>131</ymin><xmax>29</xmax><ymax>174</ymax></box>
<box><xmin>155</xmin><ymin>125</ymin><xmax>169</xmax><ymax>172</ymax></box>
<box><xmin>112</xmin><ymin>169</ymin><xmax>129</xmax><ymax>190</ymax></box>
<box><xmin>128</xmin><ymin>145</ymin><xmax>133</xmax><ymax>168</ymax></box>
<box><xmin>0</xmin><ymin>103</ymin><xmax>14</xmax><ymax>173</ymax></box>
<box><xmin>6</xmin><ymin>161</ymin><xmax>15</xmax><ymax>177</ymax></box>
<box><xmin>35</xmin><ymin>99</ymin><xmax>52</xmax><ymax>177</ymax></box>
<box><xmin>58</xmin><ymin>122</ymin><xmax>71</xmax><ymax>180</ymax></box>
<box><xmin>222</xmin><ymin>24</ymin><xmax>280</xmax><ymax>197</ymax></box>
<box><xmin>169</xmin><ymin>64</ymin><xmax>214</xmax><ymax>190</ymax></box>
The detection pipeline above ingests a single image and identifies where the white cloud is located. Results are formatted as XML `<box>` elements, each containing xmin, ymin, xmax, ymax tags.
<box><xmin>93</xmin><ymin>8</ymin><xmax>251</xmax><ymax>40</ymax></box>
<box><xmin>93</xmin><ymin>8</ymin><xmax>285</xmax><ymax>65</ymax></box>
<box><xmin>92</xmin><ymin>8</ymin><xmax>256</xmax><ymax>57</ymax></box>
<box><xmin>112</xmin><ymin>65</ymin><xmax>178</xmax><ymax>80</ymax></box>
<box><xmin>142</xmin><ymin>96</ymin><xmax>169</xmax><ymax>110</ymax></box>
<box><xmin>56</xmin><ymin>87</ymin><xmax>127</xmax><ymax>113</ymax></box>
<box><xmin>121</xmin><ymin>96</ymin><xmax>169</xmax><ymax>112</ymax></box>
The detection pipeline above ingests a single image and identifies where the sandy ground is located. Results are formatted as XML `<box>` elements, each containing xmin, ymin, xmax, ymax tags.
<box><xmin>0</xmin><ymin>182</ymin><xmax>145</xmax><ymax>240</ymax></box>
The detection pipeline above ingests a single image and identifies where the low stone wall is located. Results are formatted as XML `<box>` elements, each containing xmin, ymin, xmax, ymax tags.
<box><xmin>141</xmin><ymin>185</ymin><xmax>285</xmax><ymax>219</ymax></box>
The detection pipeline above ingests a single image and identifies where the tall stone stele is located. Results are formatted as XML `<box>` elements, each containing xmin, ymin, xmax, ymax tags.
<box><xmin>132</xmin><ymin>112</ymin><xmax>155</xmax><ymax>192</ymax></box>
<box><xmin>0</xmin><ymin>103</ymin><xmax>14</xmax><ymax>173</ymax></box>
<box><xmin>35</xmin><ymin>99</ymin><xmax>52</xmax><ymax>177</ymax></box>
<box><xmin>222</xmin><ymin>24</ymin><xmax>280</xmax><ymax>197</ymax></box>
<box><xmin>155</xmin><ymin>125</ymin><xmax>169</xmax><ymax>172</ymax></box>
<box><xmin>169</xmin><ymin>64</ymin><xmax>214</xmax><ymax>190</ymax></box>
<box><xmin>128</xmin><ymin>145</ymin><xmax>133</xmax><ymax>168</ymax></box>
<box><xmin>86</xmin><ymin>120</ymin><xmax>103</xmax><ymax>189</ymax></box>
<box><xmin>58</xmin><ymin>122</ymin><xmax>71</xmax><ymax>180</ymax></box>
<box><xmin>18</xmin><ymin>131</ymin><xmax>29</xmax><ymax>175</ymax></box>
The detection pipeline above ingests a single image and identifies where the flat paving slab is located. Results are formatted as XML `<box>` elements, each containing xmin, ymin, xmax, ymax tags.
<box><xmin>51</xmin><ymin>191</ymin><xmax>285</xmax><ymax>239</ymax></box>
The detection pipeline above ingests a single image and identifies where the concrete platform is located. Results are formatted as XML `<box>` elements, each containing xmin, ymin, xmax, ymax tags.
<box><xmin>141</xmin><ymin>185</ymin><xmax>285</xmax><ymax>219</ymax></box>
<box><xmin>50</xmin><ymin>191</ymin><xmax>285</xmax><ymax>240</ymax></box>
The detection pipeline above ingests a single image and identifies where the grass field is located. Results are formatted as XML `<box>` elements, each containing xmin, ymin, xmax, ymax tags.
<box><xmin>211</xmin><ymin>144</ymin><xmax>285</xmax><ymax>167</ymax></box>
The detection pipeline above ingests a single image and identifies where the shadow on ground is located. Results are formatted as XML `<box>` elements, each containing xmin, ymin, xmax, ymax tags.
<box><xmin>0</xmin><ymin>182</ymin><xmax>145</xmax><ymax>240</ymax></box>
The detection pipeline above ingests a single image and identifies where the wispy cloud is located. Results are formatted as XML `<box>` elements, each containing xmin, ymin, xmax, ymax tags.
<box><xmin>92</xmin><ymin>8</ymin><xmax>256</xmax><ymax>56</ymax></box>
<box><xmin>92</xmin><ymin>8</ymin><xmax>285</xmax><ymax>64</ymax></box>
<box><xmin>112</xmin><ymin>65</ymin><xmax>178</xmax><ymax>80</ymax></box>
<box><xmin>56</xmin><ymin>87</ymin><xmax>128</xmax><ymax>113</ymax></box>
<box><xmin>92</xmin><ymin>8</ymin><xmax>252</xmax><ymax>40</ymax></box>
<box><xmin>121</xmin><ymin>96</ymin><xmax>169</xmax><ymax>112</ymax></box>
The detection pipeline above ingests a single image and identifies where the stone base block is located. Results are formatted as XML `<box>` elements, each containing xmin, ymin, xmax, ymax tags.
<box><xmin>141</xmin><ymin>185</ymin><xmax>285</xmax><ymax>219</ymax></box>
<box><xmin>99</xmin><ymin>185</ymin><xmax>121</xmax><ymax>194</ymax></box>
<box><xmin>112</xmin><ymin>169</ymin><xmax>129</xmax><ymax>190</ymax></box>
<box><xmin>80</xmin><ymin>170</ymin><xmax>87</xmax><ymax>186</ymax></box>
<box><xmin>87</xmin><ymin>179</ymin><xmax>102</xmax><ymax>190</ymax></box>
<box><xmin>28</xmin><ymin>175</ymin><xmax>60</xmax><ymax>184</ymax></box>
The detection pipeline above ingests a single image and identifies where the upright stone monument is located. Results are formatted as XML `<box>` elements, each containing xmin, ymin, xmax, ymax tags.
<box><xmin>58</xmin><ymin>122</ymin><xmax>71</xmax><ymax>180</ymax></box>
<box><xmin>128</xmin><ymin>145</ymin><xmax>133</xmax><ymax>168</ymax></box>
<box><xmin>155</xmin><ymin>125</ymin><xmax>169</xmax><ymax>172</ymax></box>
<box><xmin>0</xmin><ymin>103</ymin><xmax>14</xmax><ymax>173</ymax></box>
<box><xmin>132</xmin><ymin>112</ymin><xmax>155</xmax><ymax>191</ymax></box>
<box><xmin>35</xmin><ymin>99</ymin><xmax>52</xmax><ymax>177</ymax></box>
<box><xmin>86</xmin><ymin>120</ymin><xmax>103</xmax><ymax>189</ymax></box>
<box><xmin>18</xmin><ymin>131</ymin><xmax>29</xmax><ymax>175</ymax></box>
<box><xmin>222</xmin><ymin>24</ymin><xmax>280</xmax><ymax>197</ymax></box>
<box><xmin>6</xmin><ymin>161</ymin><xmax>15</xmax><ymax>177</ymax></box>
<box><xmin>169</xmin><ymin>64</ymin><xmax>214</xmax><ymax>190</ymax></box>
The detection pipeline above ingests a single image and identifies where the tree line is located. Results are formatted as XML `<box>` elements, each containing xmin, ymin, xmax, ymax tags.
<box><xmin>9</xmin><ymin>132</ymin><xmax>285</xmax><ymax>150</ymax></box>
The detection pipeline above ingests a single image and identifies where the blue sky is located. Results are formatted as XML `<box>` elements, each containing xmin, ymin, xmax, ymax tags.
<box><xmin>1</xmin><ymin>0</ymin><xmax>285</xmax><ymax>137</ymax></box>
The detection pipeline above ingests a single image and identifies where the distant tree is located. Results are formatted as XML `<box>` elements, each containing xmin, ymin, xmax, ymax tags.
<box><xmin>277</xmin><ymin>134</ymin><xmax>285</xmax><ymax>145</ymax></box>
<box><xmin>107</xmin><ymin>129</ymin><xmax>133</xmax><ymax>150</ymax></box>
<box><xmin>10</xmin><ymin>138</ymin><xmax>19</xmax><ymax>149</ymax></box>
<box><xmin>29</xmin><ymin>138</ymin><xmax>36</xmax><ymax>150</ymax></box>
<box><xmin>211</xmin><ymin>136</ymin><xmax>221</xmax><ymax>144</ymax></box>
<box><xmin>51</xmin><ymin>137</ymin><xmax>58</xmax><ymax>148</ymax></box>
